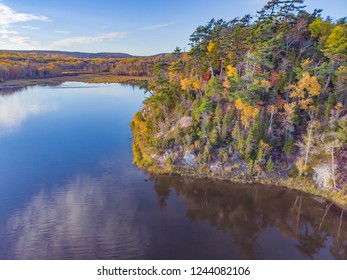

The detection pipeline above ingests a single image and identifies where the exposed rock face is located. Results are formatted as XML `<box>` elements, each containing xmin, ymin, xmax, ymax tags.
<box><xmin>183</xmin><ymin>151</ymin><xmax>196</xmax><ymax>166</ymax></box>
<box><xmin>313</xmin><ymin>165</ymin><xmax>332</xmax><ymax>189</ymax></box>
<box><xmin>210</xmin><ymin>163</ymin><xmax>220</xmax><ymax>173</ymax></box>
<box><xmin>312</xmin><ymin>146</ymin><xmax>347</xmax><ymax>190</ymax></box>
<box><xmin>178</xmin><ymin>116</ymin><xmax>192</xmax><ymax>129</ymax></box>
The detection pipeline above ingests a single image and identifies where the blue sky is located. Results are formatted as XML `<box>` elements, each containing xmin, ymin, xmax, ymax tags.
<box><xmin>0</xmin><ymin>0</ymin><xmax>346</xmax><ymax>55</ymax></box>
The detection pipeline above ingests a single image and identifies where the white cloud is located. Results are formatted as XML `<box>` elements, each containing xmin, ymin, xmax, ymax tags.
<box><xmin>0</xmin><ymin>3</ymin><xmax>49</xmax><ymax>48</ymax></box>
<box><xmin>141</xmin><ymin>22</ymin><xmax>173</xmax><ymax>30</ymax></box>
<box><xmin>0</xmin><ymin>3</ymin><xmax>49</xmax><ymax>25</ymax></box>
<box><xmin>5</xmin><ymin>34</ymin><xmax>35</xmax><ymax>47</ymax></box>
<box><xmin>22</xmin><ymin>25</ymin><xmax>40</xmax><ymax>30</ymax></box>
<box><xmin>101</xmin><ymin>25</ymin><xmax>111</xmax><ymax>29</ymax></box>
<box><xmin>55</xmin><ymin>30</ymin><xmax>70</xmax><ymax>34</ymax></box>
<box><xmin>0</xmin><ymin>26</ymin><xmax>38</xmax><ymax>47</ymax></box>
<box><xmin>0</xmin><ymin>25</ymin><xmax>18</xmax><ymax>35</ymax></box>
<box><xmin>49</xmin><ymin>32</ymin><xmax>128</xmax><ymax>49</ymax></box>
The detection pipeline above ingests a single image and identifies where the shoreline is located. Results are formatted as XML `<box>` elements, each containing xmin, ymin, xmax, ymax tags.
<box><xmin>2</xmin><ymin>74</ymin><xmax>346</xmax><ymax>208</ymax></box>
<box><xmin>0</xmin><ymin>73</ymin><xmax>150</xmax><ymax>89</ymax></box>
<box><xmin>138</xmin><ymin>163</ymin><xmax>347</xmax><ymax>209</ymax></box>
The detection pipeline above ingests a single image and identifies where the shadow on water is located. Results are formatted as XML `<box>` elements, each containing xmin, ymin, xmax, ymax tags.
<box><xmin>150</xmin><ymin>175</ymin><xmax>347</xmax><ymax>259</ymax></box>
<box><xmin>0</xmin><ymin>86</ymin><xmax>27</xmax><ymax>96</ymax></box>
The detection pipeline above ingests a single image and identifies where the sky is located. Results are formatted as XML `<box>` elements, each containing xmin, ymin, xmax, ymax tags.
<box><xmin>0</xmin><ymin>0</ymin><xmax>346</xmax><ymax>56</ymax></box>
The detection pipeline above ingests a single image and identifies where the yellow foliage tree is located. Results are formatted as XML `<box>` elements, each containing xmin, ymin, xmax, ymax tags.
<box><xmin>261</xmin><ymin>79</ymin><xmax>272</xmax><ymax>93</ymax></box>
<box><xmin>181</xmin><ymin>78</ymin><xmax>190</xmax><ymax>90</ymax></box>
<box><xmin>181</xmin><ymin>76</ymin><xmax>203</xmax><ymax>91</ymax></box>
<box><xmin>226</xmin><ymin>65</ymin><xmax>238</xmax><ymax>78</ymax></box>
<box><xmin>290</xmin><ymin>72</ymin><xmax>321</xmax><ymax>110</ymax></box>
<box><xmin>235</xmin><ymin>98</ymin><xmax>259</xmax><ymax>128</ymax></box>
<box><xmin>323</xmin><ymin>25</ymin><xmax>347</xmax><ymax>60</ymax></box>
<box><xmin>222</xmin><ymin>77</ymin><xmax>231</xmax><ymax>88</ymax></box>
<box><xmin>192</xmin><ymin>78</ymin><xmax>203</xmax><ymax>91</ymax></box>
<box><xmin>254</xmin><ymin>79</ymin><xmax>272</xmax><ymax>92</ymax></box>
<box><xmin>207</xmin><ymin>42</ymin><xmax>216</xmax><ymax>54</ymax></box>
<box><xmin>182</xmin><ymin>52</ymin><xmax>189</xmax><ymax>62</ymax></box>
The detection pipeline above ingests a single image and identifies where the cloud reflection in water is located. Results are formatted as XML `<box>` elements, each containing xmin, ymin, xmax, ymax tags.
<box><xmin>6</xmin><ymin>173</ymin><xmax>149</xmax><ymax>259</ymax></box>
<box><xmin>0</xmin><ymin>92</ymin><xmax>57</xmax><ymax>134</ymax></box>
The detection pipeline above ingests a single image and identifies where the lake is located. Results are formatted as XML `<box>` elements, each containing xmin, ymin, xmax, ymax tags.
<box><xmin>0</xmin><ymin>82</ymin><xmax>346</xmax><ymax>259</ymax></box>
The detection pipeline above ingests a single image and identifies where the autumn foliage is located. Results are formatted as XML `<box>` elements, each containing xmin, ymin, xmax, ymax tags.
<box><xmin>130</xmin><ymin>0</ymin><xmax>347</xmax><ymax>191</ymax></box>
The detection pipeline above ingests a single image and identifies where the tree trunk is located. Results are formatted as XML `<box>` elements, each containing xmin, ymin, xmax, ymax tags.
<box><xmin>219</xmin><ymin>59</ymin><xmax>224</xmax><ymax>79</ymax></box>
<box><xmin>337</xmin><ymin>209</ymin><xmax>344</xmax><ymax>241</ymax></box>
<box><xmin>208</xmin><ymin>61</ymin><xmax>214</xmax><ymax>77</ymax></box>
<box><xmin>323</xmin><ymin>73</ymin><xmax>332</xmax><ymax>94</ymax></box>
<box><xmin>331</xmin><ymin>146</ymin><xmax>336</xmax><ymax>189</ymax></box>
<box><xmin>304</xmin><ymin>120</ymin><xmax>313</xmax><ymax>170</ymax></box>
<box><xmin>269</xmin><ymin>109</ymin><xmax>274</xmax><ymax>136</ymax></box>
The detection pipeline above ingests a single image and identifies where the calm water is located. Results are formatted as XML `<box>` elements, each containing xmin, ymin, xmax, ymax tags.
<box><xmin>0</xmin><ymin>82</ymin><xmax>346</xmax><ymax>260</ymax></box>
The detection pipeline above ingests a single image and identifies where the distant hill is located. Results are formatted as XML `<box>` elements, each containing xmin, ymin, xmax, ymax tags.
<box><xmin>0</xmin><ymin>49</ymin><xmax>173</xmax><ymax>83</ymax></box>
<box><xmin>2</xmin><ymin>50</ymin><xmax>134</xmax><ymax>59</ymax></box>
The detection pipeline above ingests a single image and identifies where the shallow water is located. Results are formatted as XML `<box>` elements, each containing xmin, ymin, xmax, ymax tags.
<box><xmin>0</xmin><ymin>83</ymin><xmax>346</xmax><ymax>259</ymax></box>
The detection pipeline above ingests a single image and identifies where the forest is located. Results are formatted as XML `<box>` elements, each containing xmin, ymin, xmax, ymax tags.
<box><xmin>111</xmin><ymin>54</ymin><xmax>176</xmax><ymax>77</ymax></box>
<box><xmin>0</xmin><ymin>51</ymin><xmax>117</xmax><ymax>81</ymax></box>
<box><xmin>0</xmin><ymin>50</ymin><xmax>172</xmax><ymax>82</ymax></box>
<box><xmin>131</xmin><ymin>0</ymin><xmax>347</xmax><ymax>201</ymax></box>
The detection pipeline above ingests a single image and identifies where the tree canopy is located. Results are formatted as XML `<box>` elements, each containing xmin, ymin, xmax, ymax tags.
<box><xmin>132</xmin><ymin>0</ymin><xmax>347</xmax><ymax>194</ymax></box>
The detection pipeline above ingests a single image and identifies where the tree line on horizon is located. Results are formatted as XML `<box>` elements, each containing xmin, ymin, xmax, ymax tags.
<box><xmin>0</xmin><ymin>51</ymin><xmax>173</xmax><ymax>82</ymax></box>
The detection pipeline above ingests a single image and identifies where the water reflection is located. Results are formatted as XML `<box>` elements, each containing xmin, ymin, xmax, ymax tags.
<box><xmin>1</xmin><ymin>82</ymin><xmax>346</xmax><ymax>260</ymax></box>
<box><xmin>0</xmin><ymin>91</ymin><xmax>57</xmax><ymax>134</ymax></box>
<box><xmin>4</xmin><ymin>172</ymin><xmax>149</xmax><ymax>260</ymax></box>
<box><xmin>0</xmin><ymin>86</ymin><xmax>26</xmax><ymax>96</ymax></box>
<box><xmin>0</xmin><ymin>82</ymin><xmax>148</xmax><ymax>259</ymax></box>
<box><xmin>4</xmin><ymin>168</ymin><xmax>346</xmax><ymax>259</ymax></box>
<box><xmin>151</xmin><ymin>175</ymin><xmax>347</xmax><ymax>259</ymax></box>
